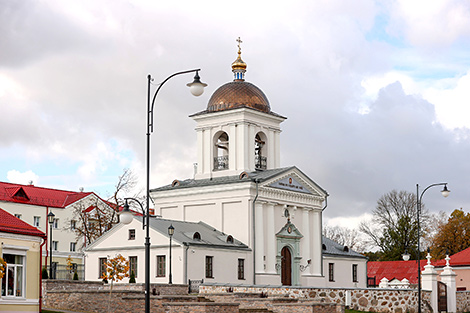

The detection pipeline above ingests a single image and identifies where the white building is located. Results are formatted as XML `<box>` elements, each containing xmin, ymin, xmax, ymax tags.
<box><xmin>85</xmin><ymin>43</ymin><xmax>367</xmax><ymax>288</ymax></box>
<box><xmin>150</xmin><ymin>44</ymin><xmax>367</xmax><ymax>287</ymax></box>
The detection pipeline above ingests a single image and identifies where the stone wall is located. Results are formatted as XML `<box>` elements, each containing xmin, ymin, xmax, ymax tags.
<box><xmin>457</xmin><ymin>291</ymin><xmax>470</xmax><ymax>312</ymax></box>
<box><xmin>200</xmin><ymin>284</ymin><xmax>422</xmax><ymax>313</ymax></box>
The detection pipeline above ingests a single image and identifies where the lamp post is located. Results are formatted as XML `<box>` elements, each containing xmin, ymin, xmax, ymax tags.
<box><xmin>168</xmin><ymin>224</ymin><xmax>174</xmax><ymax>284</ymax></box>
<box><xmin>119</xmin><ymin>70</ymin><xmax>206</xmax><ymax>313</ymax></box>
<box><xmin>416</xmin><ymin>183</ymin><xmax>450</xmax><ymax>313</ymax></box>
<box><xmin>47</xmin><ymin>211</ymin><xmax>55</xmax><ymax>279</ymax></box>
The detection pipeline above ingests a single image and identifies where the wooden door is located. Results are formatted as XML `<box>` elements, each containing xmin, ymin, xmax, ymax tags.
<box><xmin>281</xmin><ymin>246</ymin><xmax>292</xmax><ymax>286</ymax></box>
<box><xmin>438</xmin><ymin>281</ymin><xmax>447</xmax><ymax>312</ymax></box>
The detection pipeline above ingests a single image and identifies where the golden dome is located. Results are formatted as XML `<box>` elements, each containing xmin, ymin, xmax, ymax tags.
<box><xmin>231</xmin><ymin>50</ymin><xmax>247</xmax><ymax>71</ymax></box>
<box><xmin>207</xmin><ymin>81</ymin><xmax>270</xmax><ymax>113</ymax></box>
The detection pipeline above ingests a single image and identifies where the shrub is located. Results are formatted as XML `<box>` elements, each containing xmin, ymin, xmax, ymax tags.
<box><xmin>129</xmin><ymin>270</ymin><xmax>136</xmax><ymax>283</ymax></box>
<box><xmin>73</xmin><ymin>272</ymin><xmax>79</xmax><ymax>280</ymax></box>
<box><xmin>42</xmin><ymin>267</ymin><xmax>49</xmax><ymax>279</ymax></box>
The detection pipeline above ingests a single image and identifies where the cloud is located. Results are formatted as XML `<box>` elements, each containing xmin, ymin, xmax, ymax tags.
<box><xmin>7</xmin><ymin>170</ymin><xmax>39</xmax><ymax>185</ymax></box>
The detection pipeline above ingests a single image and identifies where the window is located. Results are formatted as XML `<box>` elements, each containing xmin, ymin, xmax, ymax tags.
<box><xmin>156</xmin><ymin>255</ymin><xmax>166</xmax><ymax>277</ymax></box>
<box><xmin>352</xmin><ymin>264</ymin><xmax>358</xmax><ymax>282</ymax></box>
<box><xmin>33</xmin><ymin>216</ymin><xmax>40</xmax><ymax>227</ymax></box>
<box><xmin>193</xmin><ymin>232</ymin><xmax>201</xmax><ymax>240</ymax></box>
<box><xmin>52</xmin><ymin>241</ymin><xmax>58</xmax><ymax>251</ymax></box>
<box><xmin>129</xmin><ymin>256</ymin><xmax>137</xmax><ymax>277</ymax></box>
<box><xmin>53</xmin><ymin>218</ymin><xmax>59</xmax><ymax>229</ymax></box>
<box><xmin>14</xmin><ymin>214</ymin><xmax>21</xmax><ymax>219</ymax></box>
<box><xmin>328</xmin><ymin>263</ymin><xmax>334</xmax><ymax>282</ymax></box>
<box><xmin>1</xmin><ymin>254</ymin><xmax>24</xmax><ymax>297</ymax></box>
<box><xmin>99</xmin><ymin>258</ymin><xmax>107</xmax><ymax>279</ymax></box>
<box><xmin>70</xmin><ymin>220</ymin><xmax>76</xmax><ymax>230</ymax></box>
<box><xmin>128</xmin><ymin>229</ymin><xmax>136</xmax><ymax>240</ymax></box>
<box><xmin>70</xmin><ymin>242</ymin><xmax>76</xmax><ymax>252</ymax></box>
<box><xmin>238</xmin><ymin>259</ymin><xmax>245</xmax><ymax>280</ymax></box>
<box><xmin>205</xmin><ymin>256</ymin><xmax>213</xmax><ymax>278</ymax></box>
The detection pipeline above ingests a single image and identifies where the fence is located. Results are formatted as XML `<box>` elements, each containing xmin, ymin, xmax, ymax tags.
<box><xmin>47</xmin><ymin>263</ymin><xmax>85</xmax><ymax>280</ymax></box>
<box><xmin>188</xmin><ymin>279</ymin><xmax>204</xmax><ymax>293</ymax></box>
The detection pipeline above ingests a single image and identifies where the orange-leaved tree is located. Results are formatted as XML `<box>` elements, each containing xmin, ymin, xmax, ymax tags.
<box><xmin>431</xmin><ymin>208</ymin><xmax>470</xmax><ymax>259</ymax></box>
<box><xmin>0</xmin><ymin>257</ymin><xmax>6</xmax><ymax>279</ymax></box>
<box><xmin>101</xmin><ymin>254</ymin><xmax>130</xmax><ymax>313</ymax></box>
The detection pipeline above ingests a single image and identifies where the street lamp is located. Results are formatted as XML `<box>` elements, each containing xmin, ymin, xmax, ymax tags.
<box><xmin>120</xmin><ymin>70</ymin><xmax>206</xmax><ymax>313</ymax></box>
<box><xmin>47</xmin><ymin>211</ymin><xmax>55</xmax><ymax>279</ymax></box>
<box><xmin>416</xmin><ymin>183</ymin><xmax>450</xmax><ymax>313</ymax></box>
<box><xmin>168</xmin><ymin>224</ymin><xmax>175</xmax><ymax>284</ymax></box>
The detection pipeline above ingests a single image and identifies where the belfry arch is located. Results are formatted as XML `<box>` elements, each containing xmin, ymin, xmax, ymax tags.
<box><xmin>255</xmin><ymin>132</ymin><xmax>267</xmax><ymax>170</ymax></box>
<box><xmin>213</xmin><ymin>131</ymin><xmax>229</xmax><ymax>171</ymax></box>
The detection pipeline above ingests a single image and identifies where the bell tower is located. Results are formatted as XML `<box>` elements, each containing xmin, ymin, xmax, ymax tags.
<box><xmin>191</xmin><ymin>38</ymin><xmax>286</xmax><ymax>179</ymax></box>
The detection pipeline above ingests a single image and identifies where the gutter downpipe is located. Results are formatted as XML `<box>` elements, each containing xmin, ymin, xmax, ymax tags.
<box><xmin>252</xmin><ymin>178</ymin><xmax>260</xmax><ymax>285</ymax></box>
<box><xmin>320</xmin><ymin>194</ymin><xmax>328</xmax><ymax>278</ymax></box>
<box><xmin>39</xmin><ymin>235</ymin><xmax>47</xmax><ymax>312</ymax></box>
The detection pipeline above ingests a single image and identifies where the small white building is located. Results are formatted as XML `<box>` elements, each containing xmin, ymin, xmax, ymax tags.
<box><xmin>84</xmin><ymin>216</ymin><xmax>252</xmax><ymax>284</ymax></box>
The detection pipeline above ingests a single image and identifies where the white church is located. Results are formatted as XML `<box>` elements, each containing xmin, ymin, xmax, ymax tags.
<box><xmin>85</xmin><ymin>43</ymin><xmax>367</xmax><ymax>288</ymax></box>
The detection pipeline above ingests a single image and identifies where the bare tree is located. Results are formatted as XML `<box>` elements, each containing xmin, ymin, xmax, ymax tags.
<box><xmin>68</xmin><ymin>168</ymin><xmax>141</xmax><ymax>248</ymax></box>
<box><xmin>323</xmin><ymin>225</ymin><xmax>367</xmax><ymax>253</ymax></box>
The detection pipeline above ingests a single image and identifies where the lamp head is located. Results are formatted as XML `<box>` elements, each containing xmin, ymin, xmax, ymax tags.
<box><xmin>168</xmin><ymin>224</ymin><xmax>175</xmax><ymax>236</ymax></box>
<box><xmin>48</xmin><ymin>211</ymin><xmax>55</xmax><ymax>224</ymax></box>
<box><xmin>119</xmin><ymin>199</ymin><xmax>133</xmax><ymax>225</ymax></box>
<box><xmin>187</xmin><ymin>71</ymin><xmax>207</xmax><ymax>97</ymax></box>
<box><xmin>441</xmin><ymin>185</ymin><xmax>450</xmax><ymax>198</ymax></box>
<box><xmin>402</xmin><ymin>250</ymin><xmax>410</xmax><ymax>261</ymax></box>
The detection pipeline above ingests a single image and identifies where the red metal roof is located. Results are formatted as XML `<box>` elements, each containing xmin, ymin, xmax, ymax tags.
<box><xmin>434</xmin><ymin>247</ymin><xmax>470</xmax><ymax>267</ymax></box>
<box><xmin>368</xmin><ymin>260</ymin><xmax>431</xmax><ymax>284</ymax></box>
<box><xmin>0</xmin><ymin>208</ymin><xmax>46</xmax><ymax>238</ymax></box>
<box><xmin>0</xmin><ymin>181</ymin><xmax>94</xmax><ymax>208</ymax></box>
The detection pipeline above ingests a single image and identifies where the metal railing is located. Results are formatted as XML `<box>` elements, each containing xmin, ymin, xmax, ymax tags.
<box><xmin>213</xmin><ymin>156</ymin><xmax>229</xmax><ymax>171</ymax></box>
<box><xmin>47</xmin><ymin>264</ymin><xmax>84</xmax><ymax>280</ymax></box>
<box><xmin>188</xmin><ymin>279</ymin><xmax>204</xmax><ymax>293</ymax></box>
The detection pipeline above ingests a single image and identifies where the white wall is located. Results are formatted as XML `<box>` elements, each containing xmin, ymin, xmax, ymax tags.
<box><xmin>323</xmin><ymin>256</ymin><xmax>367</xmax><ymax>288</ymax></box>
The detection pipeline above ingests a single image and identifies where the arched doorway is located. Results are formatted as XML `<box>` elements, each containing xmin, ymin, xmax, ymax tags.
<box><xmin>281</xmin><ymin>246</ymin><xmax>292</xmax><ymax>286</ymax></box>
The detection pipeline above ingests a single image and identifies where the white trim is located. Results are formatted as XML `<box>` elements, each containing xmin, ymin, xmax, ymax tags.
<box><xmin>0</xmin><ymin>233</ymin><xmax>42</xmax><ymax>243</ymax></box>
<box><xmin>0</xmin><ymin>298</ymin><xmax>39</xmax><ymax>305</ymax></box>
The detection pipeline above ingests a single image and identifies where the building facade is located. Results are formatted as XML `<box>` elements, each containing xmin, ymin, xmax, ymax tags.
<box><xmin>0</xmin><ymin>181</ymin><xmax>113</xmax><ymax>275</ymax></box>
<box><xmin>149</xmin><ymin>44</ymin><xmax>367</xmax><ymax>288</ymax></box>
<box><xmin>0</xmin><ymin>208</ymin><xmax>46</xmax><ymax>312</ymax></box>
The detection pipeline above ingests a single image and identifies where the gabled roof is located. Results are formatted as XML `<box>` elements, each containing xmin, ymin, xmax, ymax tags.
<box><xmin>322</xmin><ymin>236</ymin><xmax>367</xmax><ymax>259</ymax></box>
<box><xmin>0</xmin><ymin>181</ymin><xmax>94</xmax><ymax>208</ymax></box>
<box><xmin>368</xmin><ymin>260</ymin><xmax>429</xmax><ymax>284</ymax></box>
<box><xmin>148</xmin><ymin>217</ymin><xmax>249</xmax><ymax>250</ymax></box>
<box><xmin>0</xmin><ymin>208</ymin><xmax>46</xmax><ymax>238</ymax></box>
<box><xmin>151</xmin><ymin>166</ymin><xmax>328</xmax><ymax>196</ymax></box>
<box><xmin>434</xmin><ymin>247</ymin><xmax>470</xmax><ymax>267</ymax></box>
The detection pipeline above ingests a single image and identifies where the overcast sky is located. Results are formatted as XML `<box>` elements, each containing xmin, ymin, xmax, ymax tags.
<box><xmin>1</xmin><ymin>0</ymin><xmax>470</xmax><ymax>228</ymax></box>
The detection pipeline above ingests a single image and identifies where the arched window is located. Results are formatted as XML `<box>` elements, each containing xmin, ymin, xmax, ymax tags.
<box><xmin>255</xmin><ymin>132</ymin><xmax>267</xmax><ymax>170</ymax></box>
<box><xmin>213</xmin><ymin>132</ymin><xmax>229</xmax><ymax>170</ymax></box>
<box><xmin>226</xmin><ymin>235</ymin><xmax>234</xmax><ymax>244</ymax></box>
<box><xmin>193</xmin><ymin>232</ymin><xmax>201</xmax><ymax>240</ymax></box>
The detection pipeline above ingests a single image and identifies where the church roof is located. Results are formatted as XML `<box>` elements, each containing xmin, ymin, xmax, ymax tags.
<box><xmin>152</xmin><ymin>166</ymin><xmax>327</xmax><ymax>196</ymax></box>
<box><xmin>149</xmin><ymin>217</ymin><xmax>249</xmax><ymax>250</ymax></box>
<box><xmin>322</xmin><ymin>236</ymin><xmax>367</xmax><ymax>259</ymax></box>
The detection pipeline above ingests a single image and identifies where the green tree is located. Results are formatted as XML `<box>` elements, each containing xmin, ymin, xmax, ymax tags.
<box><xmin>360</xmin><ymin>190</ymin><xmax>429</xmax><ymax>261</ymax></box>
<box><xmin>431</xmin><ymin>208</ymin><xmax>470</xmax><ymax>259</ymax></box>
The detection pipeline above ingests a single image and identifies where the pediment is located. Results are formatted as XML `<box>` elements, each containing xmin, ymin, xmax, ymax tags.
<box><xmin>276</xmin><ymin>220</ymin><xmax>303</xmax><ymax>239</ymax></box>
<box><xmin>6</xmin><ymin>187</ymin><xmax>30</xmax><ymax>201</ymax></box>
<box><xmin>263</xmin><ymin>167</ymin><xmax>327</xmax><ymax>197</ymax></box>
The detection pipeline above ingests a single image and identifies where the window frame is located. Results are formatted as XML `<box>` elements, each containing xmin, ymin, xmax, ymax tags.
<box><xmin>328</xmin><ymin>263</ymin><xmax>334</xmax><ymax>282</ymax></box>
<box><xmin>129</xmin><ymin>256</ymin><xmax>138</xmax><ymax>277</ymax></box>
<box><xmin>1</xmin><ymin>253</ymin><xmax>25</xmax><ymax>298</ymax></box>
<box><xmin>156</xmin><ymin>255</ymin><xmax>166</xmax><ymax>277</ymax></box>
<box><xmin>352</xmin><ymin>264</ymin><xmax>358</xmax><ymax>282</ymax></box>
<box><xmin>205</xmin><ymin>256</ymin><xmax>213</xmax><ymax>278</ymax></box>
<box><xmin>33</xmin><ymin>216</ymin><xmax>41</xmax><ymax>227</ymax></box>
<box><xmin>70</xmin><ymin>242</ymin><xmax>76</xmax><ymax>252</ymax></box>
<box><xmin>52</xmin><ymin>241</ymin><xmax>58</xmax><ymax>251</ymax></box>
<box><xmin>99</xmin><ymin>257</ymin><xmax>107</xmax><ymax>279</ymax></box>
<box><xmin>53</xmin><ymin>218</ymin><xmax>59</xmax><ymax>229</ymax></box>
<box><xmin>238</xmin><ymin>258</ymin><xmax>245</xmax><ymax>280</ymax></box>
<box><xmin>128</xmin><ymin>229</ymin><xmax>136</xmax><ymax>240</ymax></box>
<box><xmin>70</xmin><ymin>220</ymin><xmax>76</xmax><ymax>230</ymax></box>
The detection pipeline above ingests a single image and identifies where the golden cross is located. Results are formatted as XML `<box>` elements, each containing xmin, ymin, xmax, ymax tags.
<box><xmin>236</xmin><ymin>37</ymin><xmax>242</xmax><ymax>52</ymax></box>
